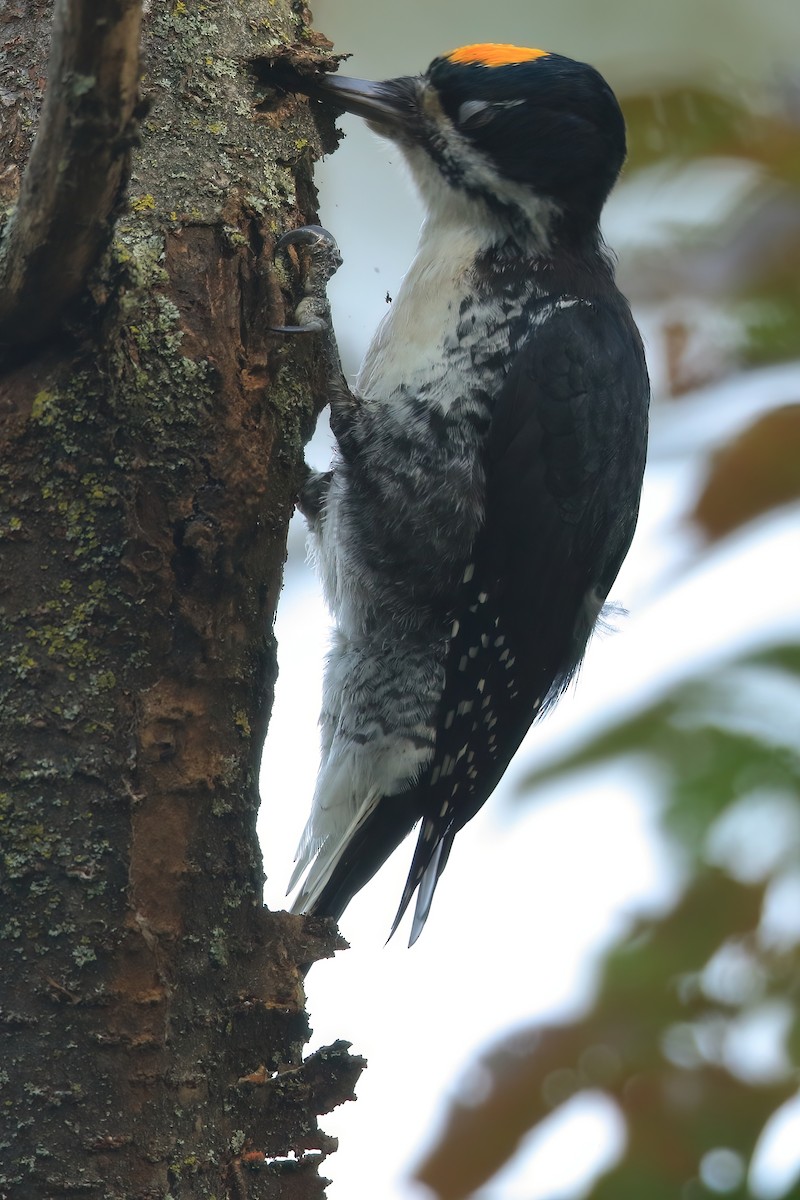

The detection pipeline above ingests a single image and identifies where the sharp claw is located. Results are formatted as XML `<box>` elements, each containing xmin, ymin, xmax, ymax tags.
<box><xmin>273</xmin><ymin>223</ymin><xmax>341</xmax><ymax>335</ymax></box>
<box><xmin>274</xmin><ymin>224</ymin><xmax>341</xmax><ymax>265</ymax></box>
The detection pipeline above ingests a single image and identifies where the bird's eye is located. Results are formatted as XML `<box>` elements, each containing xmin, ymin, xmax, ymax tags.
<box><xmin>456</xmin><ymin>100</ymin><xmax>495</xmax><ymax>129</ymax></box>
<box><xmin>456</xmin><ymin>99</ymin><xmax>525</xmax><ymax>131</ymax></box>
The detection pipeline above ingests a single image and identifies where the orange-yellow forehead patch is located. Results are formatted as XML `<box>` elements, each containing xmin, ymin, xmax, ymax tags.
<box><xmin>447</xmin><ymin>43</ymin><xmax>549</xmax><ymax>68</ymax></box>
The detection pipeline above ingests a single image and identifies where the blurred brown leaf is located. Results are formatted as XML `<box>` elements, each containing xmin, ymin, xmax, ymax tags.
<box><xmin>692</xmin><ymin>404</ymin><xmax>800</xmax><ymax>540</ymax></box>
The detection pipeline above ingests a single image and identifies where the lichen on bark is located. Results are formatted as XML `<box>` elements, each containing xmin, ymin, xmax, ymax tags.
<box><xmin>0</xmin><ymin>2</ymin><xmax>362</xmax><ymax>1197</ymax></box>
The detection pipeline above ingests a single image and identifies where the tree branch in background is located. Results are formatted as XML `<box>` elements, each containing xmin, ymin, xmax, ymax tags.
<box><xmin>0</xmin><ymin>0</ymin><xmax>142</xmax><ymax>361</ymax></box>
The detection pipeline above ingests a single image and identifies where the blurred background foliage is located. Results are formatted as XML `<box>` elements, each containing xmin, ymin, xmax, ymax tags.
<box><xmin>412</xmin><ymin>73</ymin><xmax>800</xmax><ymax>1200</ymax></box>
<box><xmin>615</xmin><ymin>78</ymin><xmax>800</xmax><ymax>389</ymax></box>
<box><xmin>630</xmin><ymin>82</ymin><xmax>799</xmax><ymax>364</ymax></box>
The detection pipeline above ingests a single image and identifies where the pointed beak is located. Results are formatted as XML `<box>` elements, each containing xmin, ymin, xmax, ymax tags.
<box><xmin>303</xmin><ymin>73</ymin><xmax>418</xmax><ymax>134</ymax></box>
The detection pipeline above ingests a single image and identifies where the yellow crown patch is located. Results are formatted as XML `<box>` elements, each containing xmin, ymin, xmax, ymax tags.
<box><xmin>447</xmin><ymin>44</ymin><xmax>549</xmax><ymax>68</ymax></box>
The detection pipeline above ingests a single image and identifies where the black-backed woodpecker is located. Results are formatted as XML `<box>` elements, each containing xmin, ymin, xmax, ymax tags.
<box><xmin>275</xmin><ymin>43</ymin><xmax>650</xmax><ymax>944</ymax></box>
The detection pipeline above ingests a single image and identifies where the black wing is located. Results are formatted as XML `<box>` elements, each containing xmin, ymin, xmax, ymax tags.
<box><xmin>392</xmin><ymin>297</ymin><xmax>649</xmax><ymax>942</ymax></box>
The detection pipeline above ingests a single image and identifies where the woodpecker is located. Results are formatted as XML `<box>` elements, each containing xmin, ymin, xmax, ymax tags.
<box><xmin>275</xmin><ymin>43</ymin><xmax>649</xmax><ymax>944</ymax></box>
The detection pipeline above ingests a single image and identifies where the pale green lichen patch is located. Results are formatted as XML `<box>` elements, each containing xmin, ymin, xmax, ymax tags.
<box><xmin>9</xmin><ymin>384</ymin><xmax>129</xmax><ymax>682</ymax></box>
<box><xmin>0</xmin><ymin>791</ymin><xmax>63</xmax><ymax>882</ymax></box>
<box><xmin>208</xmin><ymin>927</ymin><xmax>229</xmax><ymax>967</ymax></box>
<box><xmin>124</xmin><ymin>0</ymin><xmax>334</xmax><ymax>226</ymax></box>
<box><xmin>111</xmin><ymin>226</ymin><xmax>169</xmax><ymax>290</ymax></box>
<box><xmin>233</xmin><ymin>709</ymin><xmax>251</xmax><ymax>738</ymax></box>
<box><xmin>71</xmin><ymin>74</ymin><xmax>96</xmax><ymax>97</ymax></box>
<box><xmin>71</xmin><ymin>942</ymin><xmax>97</xmax><ymax>968</ymax></box>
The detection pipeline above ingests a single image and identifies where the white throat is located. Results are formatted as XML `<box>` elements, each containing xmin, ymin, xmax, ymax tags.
<box><xmin>355</xmin><ymin>180</ymin><xmax>544</xmax><ymax>405</ymax></box>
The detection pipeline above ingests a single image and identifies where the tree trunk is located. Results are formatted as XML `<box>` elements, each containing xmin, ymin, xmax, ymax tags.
<box><xmin>0</xmin><ymin>2</ymin><xmax>362</xmax><ymax>1197</ymax></box>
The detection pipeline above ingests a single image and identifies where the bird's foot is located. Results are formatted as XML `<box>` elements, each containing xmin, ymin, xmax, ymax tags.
<box><xmin>271</xmin><ymin>225</ymin><xmax>342</xmax><ymax>334</ymax></box>
<box><xmin>271</xmin><ymin>224</ymin><xmax>357</xmax><ymax>444</ymax></box>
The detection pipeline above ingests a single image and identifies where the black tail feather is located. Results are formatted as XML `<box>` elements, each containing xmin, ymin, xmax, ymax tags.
<box><xmin>387</xmin><ymin>818</ymin><xmax>456</xmax><ymax>945</ymax></box>
<box><xmin>306</xmin><ymin>794</ymin><xmax>421</xmax><ymax>924</ymax></box>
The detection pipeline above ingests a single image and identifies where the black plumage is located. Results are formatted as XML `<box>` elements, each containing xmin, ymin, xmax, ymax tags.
<box><xmin>393</xmin><ymin>290</ymin><xmax>648</xmax><ymax>941</ymax></box>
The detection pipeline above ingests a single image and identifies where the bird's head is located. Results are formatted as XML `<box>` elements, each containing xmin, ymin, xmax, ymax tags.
<box><xmin>307</xmin><ymin>44</ymin><xmax>627</xmax><ymax>245</ymax></box>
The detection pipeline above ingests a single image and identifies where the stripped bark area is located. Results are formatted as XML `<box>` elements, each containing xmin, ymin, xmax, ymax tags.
<box><xmin>0</xmin><ymin>2</ymin><xmax>361</xmax><ymax>1196</ymax></box>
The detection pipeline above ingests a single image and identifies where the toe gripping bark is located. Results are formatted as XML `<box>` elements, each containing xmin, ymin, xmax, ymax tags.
<box><xmin>272</xmin><ymin>224</ymin><xmax>343</xmax><ymax>335</ymax></box>
<box><xmin>272</xmin><ymin>226</ymin><xmax>359</xmax><ymax>486</ymax></box>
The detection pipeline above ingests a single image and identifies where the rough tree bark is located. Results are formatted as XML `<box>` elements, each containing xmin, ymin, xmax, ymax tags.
<box><xmin>0</xmin><ymin>2</ymin><xmax>363</xmax><ymax>1197</ymax></box>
